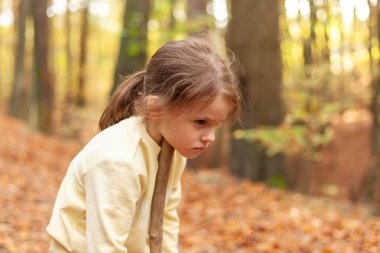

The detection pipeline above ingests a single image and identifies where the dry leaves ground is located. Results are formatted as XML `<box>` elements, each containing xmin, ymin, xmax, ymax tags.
<box><xmin>0</xmin><ymin>112</ymin><xmax>379</xmax><ymax>252</ymax></box>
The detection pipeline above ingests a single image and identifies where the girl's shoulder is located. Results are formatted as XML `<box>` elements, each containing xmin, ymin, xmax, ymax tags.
<box><xmin>75</xmin><ymin>117</ymin><xmax>155</xmax><ymax>170</ymax></box>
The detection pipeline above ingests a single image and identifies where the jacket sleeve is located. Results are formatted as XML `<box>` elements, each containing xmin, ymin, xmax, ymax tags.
<box><xmin>162</xmin><ymin>180</ymin><xmax>182</xmax><ymax>253</ymax></box>
<box><xmin>84</xmin><ymin>159</ymin><xmax>145</xmax><ymax>253</ymax></box>
<box><xmin>162</xmin><ymin>154</ymin><xmax>186</xmax><ymax>253</ymax></box>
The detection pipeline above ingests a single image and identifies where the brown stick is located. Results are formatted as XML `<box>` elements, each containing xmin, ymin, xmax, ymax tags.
<box><xmin>149</xmin><ymin>139</ymin><xmax>174</xmax><ymax>253</ymax></box>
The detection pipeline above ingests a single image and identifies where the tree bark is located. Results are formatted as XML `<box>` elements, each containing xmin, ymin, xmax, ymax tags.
<box><xmin>322</xmin><ymin>0</ymin><xmax>330</xmax><ymax>63</ymax></box>
<box><xmin>226</xmin><ymin>0</ymin><xmax>285</xmax><ymax>182</ymax></box>
<box><xmin>111</xmin><ymin>0</ymin><xmax>150</xmax><ymax>94</ymax></box>
<box><xmin>368</xmin><ymin>0</ymin><xmax>376</xmax><ymax>73</ymax></box>
<box><xmin>168</xmin><ymin>0</ymin><xmax>176</xmax><ymax>32</ymax></box>
<box><xmin>65</xmin><ymin>0</ymin><xmax>74</xmax><ymax>103</ymax></box>
<box><xmin>365</xmin><ymin>2</ymin><xmax>380</xmax><ymax>212</ymax></box>
<box><xmin>186</xmin><ymin>0</ymin><xmax>210</xmax><ymax>34</ymax></box>
<box><xmin>149</xmin><ymin>139</ymin><xmax>174</xmax><ymax>253</ymax></box>
<box><xmin>31</xmin><ymin>0</ymin><xmax>54</xmax><ymax>133</ymax></box>
<box><xmin>76</xmin><ymin>1</ymin><xmax>89</xmax><ymax>107</ymax></box>
<box><xmin>303</xmin><ymin>0</ymin><xmax>316</xmax><ymax>68</ymax></box>
<box><xmin>9</xmin><ymin>0</ymin><xmax>30</xmax><ymax>119</ymax></box>
<box><xmin>186</xmin><ymin>0</ymin><xmax>207</xmax><ymax>18</ymax></box>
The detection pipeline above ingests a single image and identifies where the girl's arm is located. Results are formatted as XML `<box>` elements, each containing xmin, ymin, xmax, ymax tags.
<box><xmin>84</xmin><ymin>159</ymin><xmax>145</xmax><ymax>253</ymax></box>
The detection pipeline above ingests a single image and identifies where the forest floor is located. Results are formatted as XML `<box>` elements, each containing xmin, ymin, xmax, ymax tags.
<box><xmin>0</xmin><ymin>109</ymin><xmax>380</xmax><ymax>252</ymax></box>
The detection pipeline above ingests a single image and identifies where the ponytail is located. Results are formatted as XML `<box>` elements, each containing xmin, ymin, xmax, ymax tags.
<box><xmin>99</xmin><ymin>70</ymin><xmax>145</xmax><ymax>130</ymax></box>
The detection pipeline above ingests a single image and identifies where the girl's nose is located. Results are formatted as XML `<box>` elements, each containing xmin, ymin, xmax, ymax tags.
<box><xmin>201</xmin><ymin>130</ymin><xmax>215</xmax><ymax>143</ymax></box>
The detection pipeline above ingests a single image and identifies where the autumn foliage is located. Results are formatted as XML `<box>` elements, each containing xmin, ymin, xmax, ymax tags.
<box><xmin>0</xmin><ymin>112</ymin><xmax>379</xmax><ymax>252</ymax></box>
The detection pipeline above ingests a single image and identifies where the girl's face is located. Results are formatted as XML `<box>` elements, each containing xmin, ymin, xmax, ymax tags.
<box><xmin>147</xmin><ymin>93</ymin><xmax>232</xmax><ymax>159</ymax></box>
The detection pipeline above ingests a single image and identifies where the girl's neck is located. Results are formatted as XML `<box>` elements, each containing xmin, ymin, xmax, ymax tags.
<box><xmin>144</xmin><ymin>119</ymin><xmax>163</xmax><ymax>145</ymax></box>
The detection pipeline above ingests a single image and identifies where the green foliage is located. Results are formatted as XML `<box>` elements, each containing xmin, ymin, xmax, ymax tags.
<box><xmin>234</xmin><ymin>120</ymin><xmax>333</xmax><ymax>161</ymax></box>
<box><xmin>268</xmin><ymin>174</ymin><xmax>287</xmax><ymax>189</ymax></box>
<box><xmin>234</xmin><ymin>66</ymin><xmax>340</xmax><ymax>161</ymax></box>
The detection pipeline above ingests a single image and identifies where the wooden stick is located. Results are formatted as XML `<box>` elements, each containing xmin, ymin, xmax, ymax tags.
<box><xmin>149</xmin><ymin>139</ymin><xmax>174</xmax><ymax>253</ymax></box>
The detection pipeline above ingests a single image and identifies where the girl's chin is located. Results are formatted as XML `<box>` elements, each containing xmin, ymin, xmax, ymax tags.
<box><xmin>181</xmin><ymin>149</ymin><xmax>205</xmax><ymax>159</ymax></box>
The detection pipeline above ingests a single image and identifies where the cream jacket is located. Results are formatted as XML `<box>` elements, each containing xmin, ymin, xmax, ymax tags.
<box><xmin>46</xmin><ymin>116</ymin><xmax>186</xmax><ymax>253</ymax></box>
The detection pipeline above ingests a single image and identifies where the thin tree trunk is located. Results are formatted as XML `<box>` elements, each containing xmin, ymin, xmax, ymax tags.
<box><xmin>168</xmin><ymin>0</ymin><xmax>176</xmax><ymax>30</ymax></box>
<box><xmin>186</xmin><ymin>0</ymin><xmax>207</xmax><ymax>18</ymax></box>
<box><xmin>303</xmin><ymin>0</ymin><xmax>316</xmax><ymax>68</ymax></box>
<box><xmin>111</xmin><ymin>0</ymin><xmax>150</xmax><ymax>94</ymax></box>
<box><xmin>166</xmin><ymin>0</ymin><xmax>177</xmax><ymax>41</ymax></box>
<box><xmin>31</xmin><ymin>0</ymin><xmax>54</xmax><ymax>133</ymax></box>
<box><xmin>149</xmin><ymin>139</ymin><xmax>174</xmax><ymax>253</ymax></box>
<box><xmin>60</xmin><ymin>0</ymin><xmax>75</xmax><ymax>132</ymax></box>
<box><xmin>368</xmin><ymin>0</ymin><xmax>376</xmax><ymax>73</ymax></box>
<box><xmin>186</xmin><ymin>0</ymin><xmax>209</xmax><ymax>34</ymax></box>
<box><xmin>9</xmin><ymin>0</ymin><xmax>30</xmax><ymax>119</ymax></box>
<box><xmin>365</xmin><ymin>2</ymin><xmax>380</xmax><ymax>213</ymax></box>
<box><xmin>300</xmin><ymin>1</ymin><xmax>317</xmax><ymax>192</ymax></box>
<box><xmin>76</xmin><ymin>1</ymin><xmax>89</xmax><ymax>107</ymax></box>
<box><xmin>65</xmin><ymin>0</ymin><xmax>74</xmax><ymax>102</ymax></box>
<box><xmin>322</xmin><ymin>0</ymin><xmax>330</xmax><ymax>63</ymax></box>
<box><xmin>366</xmin><ymin>73</ymin><xmax>380</xmax><ymax>213</ymax></box>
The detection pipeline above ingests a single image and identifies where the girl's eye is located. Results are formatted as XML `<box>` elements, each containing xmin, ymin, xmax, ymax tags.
<box><xmin>195</xmin><ymin>120</ymin><xmax>207</xmax><ymax>125</ymax></box>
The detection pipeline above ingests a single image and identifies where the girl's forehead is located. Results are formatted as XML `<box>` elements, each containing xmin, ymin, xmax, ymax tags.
<box><xmin>184</xmin><ymin>95</ymin><xmax>232</xmax><ymax>120</ymax></box>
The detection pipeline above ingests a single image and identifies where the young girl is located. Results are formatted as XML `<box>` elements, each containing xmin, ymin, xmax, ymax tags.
<box><xmin>47</xmin><ymin>38</ymin><xmax>241</xmax><ymax>253</ymax></box>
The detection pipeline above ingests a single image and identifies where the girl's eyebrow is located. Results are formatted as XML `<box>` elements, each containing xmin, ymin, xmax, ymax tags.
<box><xmin>196</xmin><ymin>116</ymin><xmax>226</xmax><ymax>123</ymax></box>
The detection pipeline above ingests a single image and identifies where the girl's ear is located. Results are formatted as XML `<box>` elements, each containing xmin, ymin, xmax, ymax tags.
<box><xmin>146</xmin><ymin>95</ymin><xmax>161</xmax><ymax>118</ymax></box>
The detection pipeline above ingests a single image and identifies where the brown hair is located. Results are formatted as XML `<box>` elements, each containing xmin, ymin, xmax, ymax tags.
<box><xmin>99</xmin><ymin>38</ymin><xmax>241</xmax><ymax>130</ymax></box>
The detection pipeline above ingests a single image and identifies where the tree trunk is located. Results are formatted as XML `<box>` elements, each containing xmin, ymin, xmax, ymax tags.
<box><xmin>186</xmin><ymin>0</ymin><xmax>207</xmax><ymax>18</ymax></box>
<box><xmin>365</xmin><ymin>2</ymin><xmax>380</xmax><ymax>213</ymax></box>
<box><xmin>186</xmin><ymin>0</ymin><xmax>210</xmax><ymax>34</ymax></box>
<box><xmin>65</xmin><ymin>0</ymin><xmax>74</xmax><ymax>103</ymax></box>
<box><xmin>76</xmin><ymin>1</ymin><xmax>89</xmax><ymax>107</ymax></box>
<box><xmin>322</xmin><ymin>0</ymin><xmax>330</xmax><ymax>63</ymax></box>
<box><xmin>59</xmin><ymin>0</ymin><xmax>75</xmax><ymax>131</ymax></box>
<box><xmin>226</xmin><ymin>0</ymin><xmax>285</xmax><ymax>182</ymax></box>
<box><xmin>303</xmin><ymin>0</ymin><xmax>316</xmax><ymax>68</ymax></box>
<box><xmin>368</xmin><ymin>0</ymin><xmax>376</xmax><ymax>73</ymax></box>
<box><xmin>111</xmin><ymin>0</ymin><xmax>150</xmax><ymax>94</ymax></box>
<box><xmin>31</xmin><ymin>0</ymin><xmax>54</xmax><ymax>133</ymax></box>
<box><xmin>168</xmin><ymin>0</ymin><xmax>176</xmax><ymax>32</ymax></box>
<box><xmin>8</xmin><ymin>0</ymin><xmax>30</xmax><ymax>119</ymax></box>
<box><xmin>367</xmin><ymin>76</ymin><xmax>380</xmax><ymax>204</ymax></box>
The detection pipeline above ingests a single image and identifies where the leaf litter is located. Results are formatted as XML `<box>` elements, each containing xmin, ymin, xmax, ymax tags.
<box><xmin>0</xmin><ymin>112</ymin><xmax>379</xmax><ymax>253</ymax></box>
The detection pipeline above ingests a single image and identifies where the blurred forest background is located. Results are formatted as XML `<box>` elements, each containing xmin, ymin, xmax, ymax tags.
<box><xmin>1</xmin><ymin>0</ymin><xmax>380</xmax><ymax>252</ymax></box>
